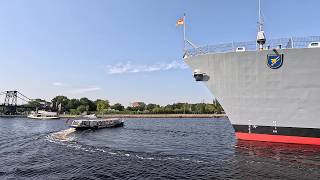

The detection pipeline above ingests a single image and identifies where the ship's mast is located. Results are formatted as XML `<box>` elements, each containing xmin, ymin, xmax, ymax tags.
<box><xmin>183</xmin><ymin>13</ymin><xmax>186</xmax><ymax>52</ymax></box>
<box><xmin>258</xmin><ymin>0</ymin><xmax>262</xmax><ymax>32</ymax></box>
<box><xmin>257</xmin><ymin>0</ymin><xmax>266</xmax><ymax>50</ymax></box>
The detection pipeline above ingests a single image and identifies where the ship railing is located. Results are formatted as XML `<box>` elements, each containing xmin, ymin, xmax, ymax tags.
<box><xmin>185</xmin><ymin>36</ymin><xmax>320</xmax><ymax>57</ymax></box>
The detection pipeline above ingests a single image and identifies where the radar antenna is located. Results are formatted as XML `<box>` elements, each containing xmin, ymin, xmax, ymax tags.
<box><xmin>257</xmin><ymin>0</ymin><xmax>266</xmax><ymax>50</ymax></box>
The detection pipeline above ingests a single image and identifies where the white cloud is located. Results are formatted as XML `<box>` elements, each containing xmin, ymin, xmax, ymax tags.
<box><xmin>67</xmin><ymin>87</ymin><xmax>101</xmax><ymax>94</ymax></box>
<box><xmin>53</xmin><ymin>82</ymin><xmax>65</xmax><ymax>86</ymax></box>
<box><xmin>106</xmin><ymin>60</ymin><xmax>188</xmax><ymax>75</ymax></box>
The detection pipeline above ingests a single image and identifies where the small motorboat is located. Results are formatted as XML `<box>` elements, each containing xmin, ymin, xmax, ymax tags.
<box><xmin>70</xmin><ymin>118</ymin><xmax>124</xmax><ymax>130</ymax></box>
<box><xmin>27</xmin><ymin>110</ymin><xmax>60</xmax><ymax>120</ymax></box>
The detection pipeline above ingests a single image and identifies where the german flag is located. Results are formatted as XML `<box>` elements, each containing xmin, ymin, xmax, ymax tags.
<box><xmin>176</xmin><ymin>18</ymin><xmax>184</xmax><ymax>26</ymax></box>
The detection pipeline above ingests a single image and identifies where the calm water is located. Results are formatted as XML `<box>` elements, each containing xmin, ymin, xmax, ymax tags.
<box><xmin>0</xmin><ymin>117</ymin><xmax>320</xmax><ymax>179</ymax></box>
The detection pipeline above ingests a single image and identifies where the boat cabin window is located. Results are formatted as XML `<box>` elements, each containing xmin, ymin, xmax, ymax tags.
<box><xmin>308</xmin><ymin>42</ymin><xmax>320</xmax><ymax>48</ymax></box>
<box><xmin>235</xmin><ymin>47</ymin><xmax>246</xmax><ymax>52</ymax></box>
<box><xmin>72</xmin><ymin>121</ymin><xmax>80</xmax><ymax>125</ymax></box>
<box><xmin>82</xmin><ymin>121</ymin><xmax>89</xmax><ymax>126</ymax></box>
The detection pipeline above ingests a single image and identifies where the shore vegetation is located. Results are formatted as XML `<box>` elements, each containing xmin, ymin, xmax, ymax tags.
<box><xmin>23</xmin><ymin>96</ymin><xmax>224</xmax><ymax>115</ymax></box>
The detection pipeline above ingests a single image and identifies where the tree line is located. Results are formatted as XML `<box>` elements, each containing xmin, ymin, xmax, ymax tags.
<box><xmin>26</xmin><ymin>96</ymin><xmax>224</xmax><ymax>115</ymax></box>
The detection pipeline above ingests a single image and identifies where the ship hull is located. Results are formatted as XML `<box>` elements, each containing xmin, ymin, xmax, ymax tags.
<box><xmin>185</xmin><ymin>48</ymin><xmax>320</xmax><ymax>145</ymax></box>
<box><xmin>236</xmin><ymin>133</ymin><xmax>320</xmax><ymax>145</ymax></box>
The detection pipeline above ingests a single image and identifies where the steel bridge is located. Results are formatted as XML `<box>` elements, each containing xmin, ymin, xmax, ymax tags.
<box><xmin>0</xmin><ymin>91</ymin><xmax>34</xmax><ymax>115</ymax></box>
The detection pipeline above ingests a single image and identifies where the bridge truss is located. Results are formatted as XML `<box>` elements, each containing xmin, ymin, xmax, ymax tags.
<box><xmin>0</xmin><ymin>91</ymin><xmax>33</xmax><ymax>115</ymax></box>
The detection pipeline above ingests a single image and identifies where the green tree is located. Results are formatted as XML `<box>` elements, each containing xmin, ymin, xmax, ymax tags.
<box><xmin>77</xmin><ymin>105</ymin><xmax>88</xmax><ymax>114</ymax></box>
<box><xmin>126</xmin><ymin>106</ymin><xmax>133</xmax><ymax>111</ymax></box>
<box><xmin>213</xmin><ymin>100</ymin><xmax>224</xmax><ymax>114</ymax></box>
<box><xmin>136</xmin><ymin>102</ymin><xmax>146</xmax><ymax>111</ymax></box>
<box><xmin>183</xmin><ymin>103</ymin><xmax>191</xmax><ymax>114</ymax></box>
<box><xmin>152</xmin><ymin>107</ymin><xmax>164</xmax><ymax>114</ymax></box>
<box><xmin>80</xmin><ymin>97</ymin><xmax>96</xmax><ymax>111</ymax></box>
<box><xmin>205</xmin><ymin>104</ymin><xmax>216</xmax><ymax>114</ymax></box>
<box><xmin>70</xmin><ymin>109</ymin><xmax>80</xmax><ymax>115</ymax></box>
<box><xmin>67</xmin><ymin>99</ymin><xmax>81</xmax><ymax>110</ymax></box>
<box><xmin>128</xmin><ymin>102</ymin><xmax>146</xmax><ymax>112</ymax></box>
<box><xmin>164</xmin><ymin>105</ymin><xmax>174</xmax><ymax>114</ymax></box>
<box><xmin>195</xmin><ymin>103</ymin><xmax>206</xmax><ymax>114</ymax></box>
<box><xmin>51</xmin><ymin>96</ymin><xmax>69</xmax><ymax>112</ymax></box>
<box><xmin>111</xmin><ymin>103</ymin><xmax>124</xmax><ymax>111</ymax></box>
<box><xmin>171</xmin><ymin>103</ymin><xmax>190</xmax><ymax>114</ymax></box>
<box><xmin>146</xmin><ymin>103</ymin><xmax>159</xmax><ymax>111</ymax></box>
<box><xmin>96</xmin><ymin>99</ymin><xmax>110</xmax><ymax>112</ymax></box>
<box><xmin>27</xmin><ymin>99</ymin><xmax>41</xmax><ymax>109</ymax></box>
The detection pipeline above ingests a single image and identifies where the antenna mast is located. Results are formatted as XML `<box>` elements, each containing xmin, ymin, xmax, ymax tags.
<box><xmin>257</xmin><ymin>0</ymin><xmax>266</xmax><ymax>50</ymax></box>
<box><xmin>258</xmin><ymin>0</ymin><xmax>262</xmax><ymax>31</ymax></box>
<box><xmin>183</xmin><ymin>13</ymin><xmax>186</xmax><ymax>52</ymax></box>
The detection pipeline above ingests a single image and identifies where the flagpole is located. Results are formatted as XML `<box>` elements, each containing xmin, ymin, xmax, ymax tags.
<box><xmin>183</xmin><ymin>13</ymin><xmax>186</xmax><ymax>53</ymax></box>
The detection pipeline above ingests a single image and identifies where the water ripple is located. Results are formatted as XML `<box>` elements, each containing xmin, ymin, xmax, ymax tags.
<box><xmin>0</xmin><ymin>117</ymin><xmax>320</xmax><ymax>179</ymax></box>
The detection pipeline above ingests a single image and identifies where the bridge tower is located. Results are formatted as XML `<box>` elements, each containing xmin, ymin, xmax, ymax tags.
<box><xmin>2</xmin><ymin>91</ymin><xmax>18</xmax><ymax>115</ymax></box>
<box><xmin>4</xmin><ymin>91</ymin><xmax>18</xmax><ymax>106</ymax></box>
<box><xmin>0</xmin><ymin>90</ymin><xmax>34</xmax><ymax>115</ymax></box>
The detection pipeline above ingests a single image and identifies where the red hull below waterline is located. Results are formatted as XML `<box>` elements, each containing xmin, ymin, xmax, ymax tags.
<box><xmin>236</xmin><ymin>132</ymin><xmax>320</xmax><ymax>145</ymax></box>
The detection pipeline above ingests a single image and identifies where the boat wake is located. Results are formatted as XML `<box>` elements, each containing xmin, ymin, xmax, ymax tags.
<box><xmin>47</xmin><ymin>128</ymin><xmax>76</xmax><ymax>143</ymax></box>
<box><xmin>45</xmin><ymin>127</ymin><xmax>211</xmax><ymax>165</ymax></box>
<box><xmin>46</xmin><ymin>129</ymin><xmax>208</xmax><ymax>164</ymax></box>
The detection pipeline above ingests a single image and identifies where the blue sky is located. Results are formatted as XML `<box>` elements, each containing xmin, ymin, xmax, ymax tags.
<box><xmin>0</xmin><ymin>0</ymin><xmax>320</xmax><ymax>106</ymax></box>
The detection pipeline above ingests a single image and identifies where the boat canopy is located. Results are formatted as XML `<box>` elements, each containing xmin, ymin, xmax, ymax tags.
<box><xmin>36</xmin><ymin>110</ymin><xmax>57</xmax><ymax>116</ymax></box>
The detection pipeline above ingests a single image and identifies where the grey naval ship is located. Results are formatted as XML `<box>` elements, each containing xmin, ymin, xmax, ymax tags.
<box><xmin>183</xmin><ymin>1</ymin><xmax>320</xmax><ymax>145</ymax></box>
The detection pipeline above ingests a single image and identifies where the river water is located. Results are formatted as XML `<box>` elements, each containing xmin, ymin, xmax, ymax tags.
<box><xmin>0</xmin><ymin>117</ymin><xmax>319</xmax><ymax>179</ymax></box>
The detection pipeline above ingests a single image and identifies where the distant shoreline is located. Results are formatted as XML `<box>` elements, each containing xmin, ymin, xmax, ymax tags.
<box><xmin>64</xmin><ymin>114</ymin><xmax>227</xmax><ymax>119</ymax></box>
<box><xmin>0</xmin><ymin>114</ymin><xmax>227</xmax><ymax>119</ymax></box>
<box><xmin>0</xmin><ymin>115</ymin><xmax>26</xmax><ymax>118</ymax></box>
